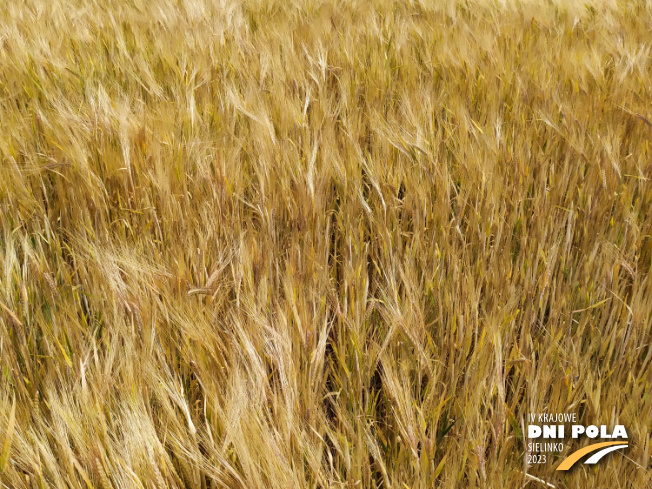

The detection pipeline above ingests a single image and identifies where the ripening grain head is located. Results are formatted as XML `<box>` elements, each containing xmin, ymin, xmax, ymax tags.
<box><xmin>0</xmin><ymin>1</ymin><xmax>651</xmax><ymax>488</ymax></box>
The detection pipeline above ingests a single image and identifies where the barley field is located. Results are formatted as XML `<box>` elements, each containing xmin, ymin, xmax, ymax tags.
<box><xmin>0</xmin><ymin>0</ymin><xmax>651</xmax><ymax>487</ymax></box>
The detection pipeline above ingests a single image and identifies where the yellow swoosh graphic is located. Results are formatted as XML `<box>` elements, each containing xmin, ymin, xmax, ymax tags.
<box><xmin>556</xmin><ymin>441</ymin><xmax>628</xmax><ymax>471</ymax></box>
